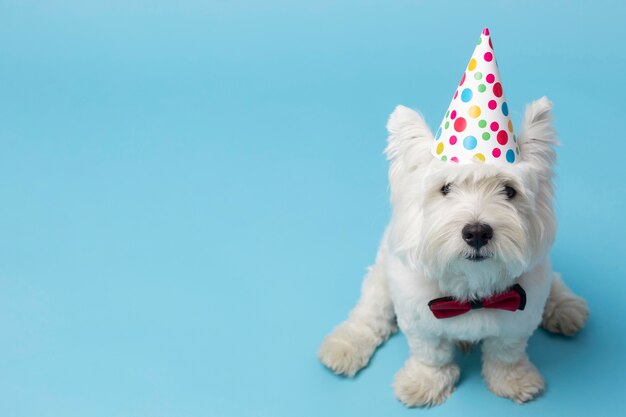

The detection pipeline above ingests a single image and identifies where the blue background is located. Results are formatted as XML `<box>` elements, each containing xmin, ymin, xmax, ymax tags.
<box><xmin>1</xmin><ymin>1</ymin><xmax>625</xmax><ymax>416</ymax></box>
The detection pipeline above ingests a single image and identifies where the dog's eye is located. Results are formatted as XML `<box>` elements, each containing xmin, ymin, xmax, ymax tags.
<box><xmin>440</xmin><ymin>183</ymin><xmax>452</xmax><ymax>196</ymax></box>
<box><xmin>503</xmin><ymin>185</ymin><xmax>516</xmax><ymax>199</ymax></box>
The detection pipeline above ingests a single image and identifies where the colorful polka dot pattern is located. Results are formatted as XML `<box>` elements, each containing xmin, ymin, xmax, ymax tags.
<box><xmin>431</xmin><ymin>28</ymin><xmax>518</xmax><ymax>165</ymax></box>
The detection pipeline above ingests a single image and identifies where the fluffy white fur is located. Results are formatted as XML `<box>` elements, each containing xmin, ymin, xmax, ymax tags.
<box><xmin>319</xmin><ymin>97</ymin><xmax>589</xmax><ymax>406</ymax></box>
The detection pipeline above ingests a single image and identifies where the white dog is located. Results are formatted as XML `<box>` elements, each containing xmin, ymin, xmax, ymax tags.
<box><xmin>318</xmin><ymin>97</ymin><xmax>589</xmax><ymax>406</ymax></box>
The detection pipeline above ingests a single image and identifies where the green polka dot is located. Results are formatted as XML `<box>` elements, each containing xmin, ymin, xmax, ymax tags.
<box><xmin>477</xmin><ymin>84</ymin><xmax>486</xmax><ymax>92</ymax></box>
<box><xmin>478</xmin><ymin>120</ymin><xmax>487</xmax><ymax>128</ymax></box>
<box><xmin>516</xmin><ymin>147</ymin><xmax>520</xmax><ymax>155</ymax></box>
<box><xmin>446</xmin><ymin>111</ymin><xmax>450</xmax><ymax>118</ymax></box>
<box><xmin>441</xmin><ymin>155</ymin><xmax>448</xmax><ymax>161</ymax></box>
<box><xmin>445</xmin><ymin>121</ymin><xmax>450</xmax><ymax>129</ymax></box>
<box><xmin>513</xmin><ymin>134</ymin><xmax>517</xmax><ymax>143</ymax></box>
<box><xmin>477</xmin><ymin>37</ymin><xmax>482</xmax><ymax>45</ymax></box>
<box><xmin>474</xmin><ymin>72</ymin><xmax>483</xmax><ymax>80</ymax></box>
<box><xmin>482</xmin><ymin>132</ymin><xmax>490</xmax><ymax>140</ymax></box>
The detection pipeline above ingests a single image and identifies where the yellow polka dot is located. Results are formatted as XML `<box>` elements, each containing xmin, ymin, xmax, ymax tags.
<box><xmin>508</xmin><ymin>120</ymin><xmax>514</xmax><ymax>133</ymax></box>
<box><xmin>436</xmin><ymin>142</ymin><xmax>444</xmax><ymax>155</ymax></box>
<box><xmin>473</xmin><ymin>153</ymin><xmax>485</xmax><ymax>162</ymax></box>
<box><xmin>468</xmin><ymin>58</ymin><xmax>477</xmax><ymax>71</ymax></box>
<box><xmin>468</xmin><ymin>105</ymin><xmax>481</xmax><ymax>118</ymax></box>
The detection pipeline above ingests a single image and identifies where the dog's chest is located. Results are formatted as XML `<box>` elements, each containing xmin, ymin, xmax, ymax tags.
<box><xmin>386</xmin><ymin>252</ymin><xmax>551</xmax><ymax>341</ymax></box>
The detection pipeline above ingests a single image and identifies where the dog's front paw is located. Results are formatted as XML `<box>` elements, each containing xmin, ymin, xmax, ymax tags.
<box><xmin>542</xmin><ymin>295</ymin><xmax>588</xmax><ymax>336</ymax></box>
<box><xmin>318</xmin><ymin>322</ymin><xmax>377</xmax><ymax>377</ymax></box>
<box><xmin>483</xmin><ymin>357</ymin><xmax>544</xmax><ymax>404</ymax></box>
<box><xmin>392</xmin><ymin>357</ymin><xmax>459</xmax><ymax>407</ymax></box>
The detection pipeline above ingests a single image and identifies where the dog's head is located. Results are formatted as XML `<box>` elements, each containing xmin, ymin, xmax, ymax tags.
<box><xmin>385</xmin><ymin>97</ymin><xmax>557</xmax><ymax>299</ymax></box>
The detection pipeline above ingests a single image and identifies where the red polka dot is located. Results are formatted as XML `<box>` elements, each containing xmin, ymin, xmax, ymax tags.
<box><xmin>449</xmin><ymin>135</ymin><xmax>457</xmax><ymax>145</ymax></box>
<box><xmin>484</xmin><ymin>52</ymin><xmax>493</xmax><ymax>62</ymax></box>
<box><xmin>497</xmin><ymin>130</ymin><xmax>508</xmax><ymax>145</ymax></box>
<box><xmin>488</xmin><ymin>100</ymin><xmax>497</xmax><ymax>110</ymax></box>
<box><xmin>451</xmin><ymin>110</ymin><xmax>457</xmax><ymax>120</ymax></box>
<box><xmin>451</xmin><ymin>157</ymin><xmax>459</xmax><ymax>163</ymax></box>
<box><xmin>482</xmin><ymin>28</ymin><xmax>490</xmax><ymax>36</ymax></box>
<box><xmin>460</xmin><ymin>73</ymin><xmax>466</xmax><ymax>86</ymax></box>
<box><xmin>454</xmin><ymin>90</ymin><xmax>458</xmax><ymax>99</ymax></box>
<box><xmin>486</xmin><ymin>74</ymin><xmax>495</xmax><ymax>83</ymax></box>
<box><xmin>493</xmin><ymin>82</ymin><xmax>502</xmax><ymax>97</ymax></box>
<box><xmin>490</xmin><ymin>121</ymin><xmax>499</xmax><ymax>131</ymax></box>
<box><xmin>454</xmin><ymin>117</ymin><xmax>467</xmax><ymax>132</ymax></box>
<box><xmin>492</xmin><ymin>148</ymin><xmax>501</xmax><ymax>158</ymax></box>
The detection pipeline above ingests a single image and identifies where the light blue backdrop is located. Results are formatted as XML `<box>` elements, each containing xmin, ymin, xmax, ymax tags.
<box><xmin>0</xmin><ymin>1</ymin><xmax>624</xmax><ymax>416</ymax></box>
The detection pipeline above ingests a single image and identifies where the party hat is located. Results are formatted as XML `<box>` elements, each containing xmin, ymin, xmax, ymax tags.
<box><xmin>432</xmin><ymin>28</ymin><xmax>519</xmax><ymax>165</ymax></box>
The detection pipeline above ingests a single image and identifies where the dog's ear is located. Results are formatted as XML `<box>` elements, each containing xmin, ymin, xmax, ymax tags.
<box><xmin>385</xmin><ymin>105</ymin><xmax>434</xmax><ymax>174</ymax></box>
<box><xmin>518</xmin><ymin>97</ymin><xmax>558</xmax><ymax>174</ymax></box>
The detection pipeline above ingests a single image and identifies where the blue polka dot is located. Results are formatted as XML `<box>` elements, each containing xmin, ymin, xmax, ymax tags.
<box><xmin>435</xmin><ymin>127</ymin><xmax>442</xmax><ymax>140</ymax></box>
<box><xmin>502</xmin><ymin>102</ymin><xmax>509</xmax><ymax>116</ymax></box>
<box><xmin>461</xmin><ymin>88</ymin><xmax>473</xmax><ymax>103</ymax></box>
<box><xmin>463</xmin><ymin>135</ymin><xmax>477</xmax><ymax>150</ymax></box>
<box><xmin>506</xmin><ymin>149</ymin><xmax>516</xmax><ymax>163</ymax></box>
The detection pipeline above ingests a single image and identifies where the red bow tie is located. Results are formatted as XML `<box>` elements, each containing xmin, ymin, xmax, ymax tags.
<box><xmin>428</xmin><ymin>284</ymin><xmax>526</xmax><ymax>319</ymax></box>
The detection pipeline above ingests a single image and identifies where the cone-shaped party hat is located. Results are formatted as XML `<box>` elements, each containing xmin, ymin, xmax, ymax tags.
<box><xmin>432</xmin><ymin>28</ymin><xmax>519</xmax><ymax>165</ymax></box>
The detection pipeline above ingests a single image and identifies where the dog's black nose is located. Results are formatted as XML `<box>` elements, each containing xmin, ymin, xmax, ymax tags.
<box><xmin>462</xmin><ymin>223</ymin><xmax>493</xmax><ymax>250</ymax></box>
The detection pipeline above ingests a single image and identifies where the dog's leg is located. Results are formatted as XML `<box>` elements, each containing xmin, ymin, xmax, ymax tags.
<box><xmin>393</xmin><ymin>335</ymin><xmax>459</xmax><ymax>407</ymax></box>
<box><xmin>542</xmin><ymin>273</ymin><xmax>588</xmax><ymax>336</ymax></box>
<box><xmin>318</xmin><ymin>254</ymin><xmax>397</xmax><ymax>377</ymax></box>
<box><xmin>481</xmin><ymin>337</ymin><xmax>544</xmax><ymax>403</ymax></box>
